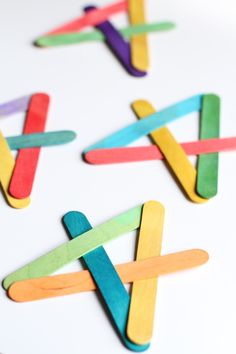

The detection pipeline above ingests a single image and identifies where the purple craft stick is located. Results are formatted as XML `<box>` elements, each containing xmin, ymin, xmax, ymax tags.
<box><xmin>84</xmin><ymin>5</ymin><xmax>146</xmax><ymax>77</ymax></box>
<box><xmin>0</xmin><ymin>95</ymin><xmax>31</xmax><ymax>116</ymax></box>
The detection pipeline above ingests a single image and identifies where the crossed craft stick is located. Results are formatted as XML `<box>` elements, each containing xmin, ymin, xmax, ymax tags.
<box><xmin>4</xmin><ymin>202</ymin><xmax>209</xmax><ymax>350</ymax></box>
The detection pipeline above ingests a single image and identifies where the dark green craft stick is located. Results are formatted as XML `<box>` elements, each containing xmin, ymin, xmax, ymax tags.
<box><xmin>197</xmin><ymin>94</ymin><xmax>220</xmax><ymax>198</ymax></box>
<box><xmin>6</xmin><ymin>131</ymin><xmax>76</xmax><ymax>150</ymax></box>
<box><xmin>36</xmin><ymin>22</ymin><xmax>175</xmax><ymax>47</ymax></box>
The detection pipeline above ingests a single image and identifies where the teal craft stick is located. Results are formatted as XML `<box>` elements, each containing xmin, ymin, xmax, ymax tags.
<box><xmin>63</xmin><ymin>211</ymin><xmax>149</xmax><ymax>352</ymax></box>
<box><xmin>3</xmin><ymin>205</ymin><xmax>142</xmax><ymax>290</ymax></box>
<box><xmin>84</xmin><ymin>95</ymin><xmax>203</xmax><ymax>152</ymax></box>
<box><xmin>6</xmin><ymin>130</ymin><xmax>77</xmax><ymax>150</ymax></box>
<box><xmin>36</xmin><ymin>22</ymin><xmax>176</xmax><ymax>47</ymax></box>
<box><xmin>197</xmin><ymin>94</ymin><xmax>220</xmax><ymax>198</ymax></box>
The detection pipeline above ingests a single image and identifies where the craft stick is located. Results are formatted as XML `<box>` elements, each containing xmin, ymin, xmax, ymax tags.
<box><xmin>36</xmin><ymin>22</ymin><xmax>175</xmax><ymax>47</ymax></box>
<box><xmin>0</xmin><ymin>132</ymin><xmax>30</xmax><ymax>209</ymax></box>
<box><xmin>128</xmin><ymin>0</ymin><xmax>148</xmax><ymax>71</ymax></box>
<box><xmin>132</xmin><ymin>100</ymin><xmax>206</xmax><ymax>203</ymax></box>
<box><xmin>9</xmin><ymin>93</ymin><xmax>49</xmax><ymax>199</ymax></box>
<box><xmin>7</xmin><ymin>130</ymin><xmax>77</xmax><ymax>150</ymax></box>
<box><xmin>84</xmin><ymin>137</ymin><xmax>236</xmax><ymax>164</ymax></box>
<box><xmin>197</xmin><ymin>94</ymin><xmax>220</xmax><ymax>198</ymax></box>
<box><xmin>83</xmin><ymin>95</ymin><xmax>202</xmax><ymax>152</ymax></box>
<box><xmin>63</xmin><ymin>212</ymin><xmax>148</xmax><ymax>352</ymax></box>
<box><xmin>3</xmin><ymin>205</ymin><xmax>142</xmax><ymax>290</ymax></box>
<box><xmin>8</xmin><ymin>250</ymin><xmax>209</xmax><ymax>302</ymax></box>
<box><xmin>127</xmin><ymin>201</ymin><xmax>164</xmax><ymax>345</ymax></box>
<box><xmin>84</xmin><ymin>5</ymin><xmax>146</xmax><ymax>77</ymax></box>
<box><xmin>46</xmin><ymin>0</ymin><xmax>128</xmax><ymax>35</ymax></box>
<box><xmin>0</xmin><ymin>96</ymin><xmax>30</xmax><ymax>116</ymax></box>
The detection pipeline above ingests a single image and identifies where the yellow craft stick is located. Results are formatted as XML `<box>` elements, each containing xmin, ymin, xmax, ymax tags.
<box><xmin>8</xmin><ymin>249</ymin><xmax>209</xmax><ymax>302</ymax></box>
<box><xmin>132</xmin><ymin>101</ymin><xmax>207</xmax><ymax>203</ymax></box>
<box><xmin>127</xmin><ymin>201</ymin><xmax>164</xmax><ymax>345</ymax></box>
<box><xmin>128</xmin><ymin>0</ymin><xmax>149</xmax><ymax>71</ymax></box>
<box><xmin>0</xmin><ymin>131</ymin><xmax>30</xmax><ymax>208</ymax></box>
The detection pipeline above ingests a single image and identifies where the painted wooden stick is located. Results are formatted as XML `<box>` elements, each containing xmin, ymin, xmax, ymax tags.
<box><xmin>128</xmin><ymin>0</ymin><xmax>149</xmax><ymax>71</ymax></box>
<box><xmin>84</xmin><ymin>137</ymin><xmax>236</xmax><ymax>164</ymax></box>
<box><xmin>127</xmin><ymin>201</ymin><xmax>164</xmax><ymax>345</ymax></box>
<box><xmin>0</xmin><ymin>131</ymin><xmax>30</xmax><ymax>208</ymax></box>
<box><xmin>46</xmin><ymin>0</ymin><xmax>128</xmax><ymax>35</ymax></box>
<box><xmin>132</xmin><ymin>100</ymin><xmax>206</xmax><ymax>203</ymax></box>
<box><xmin>84</xmin><ymin>5</ymin><xmax>146</xmax><ymax>77</ymax></box>
<box><xmin>63</xmin><ymin>211</ymin><xmax>149</xmax><ymax>351</ymax></box>
<box><xmin>197</xmin><ymin>94</ymin><xmax>220</xmax><ymax>198</ymax></box>
<box><xmin>8</xmin><ymin>249</ymin><xmax>209</xmax><ymax>302</ymax></box>
<box><xmin>9</xmin><ymin>93</ymin><xmax>49</xmax><ymax>199</ymax></box>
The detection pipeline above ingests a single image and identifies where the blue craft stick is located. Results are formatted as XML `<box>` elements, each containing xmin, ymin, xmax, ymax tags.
<box><xmin>63</xmin><ymin>211</ymin><xmax>149</xmax><ymax>352</ymax></box>
<box><xmin>6</xmin><ymin>131</ymin><xmax>77</xmax><ymax>150</ymax></box>
<box><xmin>84</xmin><ymin>94</ymin><xmax>203</xmax><ymax>152</ymax></box>
<box><xmin>0</xmin><ymin>96</ymin><xmax>31</xmax><ymax>116</ymax></box>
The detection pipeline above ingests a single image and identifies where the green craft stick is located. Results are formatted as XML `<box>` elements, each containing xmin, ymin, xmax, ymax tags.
<box><xmin>6</xmin><ymin>130</ymin><xmax>77</xmax><ymax>150</ymax></box>
<box><xmin>3</xmin><ymin>205</ymin><xmax>142</xmax><ymax>290</ymax></box>
<box><xmin>36</xmin><ymin>22</ymin><xmax>175</xmax><ymax>47</ymax></box>
<box><xmin>197</xmin><ymin>94</ymin><xmax>220</xmax><ymax>198</ymax></box>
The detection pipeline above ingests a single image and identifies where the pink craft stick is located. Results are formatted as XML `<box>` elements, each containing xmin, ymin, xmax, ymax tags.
<box><xmin>9</xmin><ymin>94</ymin><xmax>49</xmax><ymax>199</ymax></box>
<box><xmin>47</xmin><ymin>0</ymin><xmax>128</xmax><ymax>35</ymax></box>
<box><xmin>84</xmin><ymin>137</ymin><xmax>236</xmax><ymax>164</ymax></box>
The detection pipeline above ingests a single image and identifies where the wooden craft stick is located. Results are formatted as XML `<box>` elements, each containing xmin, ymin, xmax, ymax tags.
<box><xmin>0</xmin><ymin>132</ymin><xmax>30</xmax><ymax>209</ymax></box>
<box><xmin>7</xmin><ymin>130</ymin><xmax>77</xmax><ymax>150</ymax></box>
<box><xmin>46</xmin><ymin>0</ymin><xmax>128</xmax><ymax>35</ymax></box>
<box><xmin>9</xmin><ymin>93</ymin><xmax>49</xmax><ymax>199</ymax></box>
<box><xmin>0</xmin><ymin>96</ymin><xmax>30</xmax><ymax>116</ymax></box>
<box><xmin>83</xmin><ymin>95</ymin><xmax>202</xmax><ymax>152</ymax></box>
<box><xmin>3</xmin><ymin>205</ymin><xmax>142</xmax><ymax>290</ymax></box>
<box><xmin>127</xmin><ymin>201</ymin><xmax>164</xmax><ymax>345</ymax></box>
<box><xmin>128</xmin><ymin>0</ymin><xmax>149</xmax><ymax>71</ymax></box>
<box><xmin>8</xmin><ymin>249</ymin><xmax>209</xmax><ymax>302</ymax></box>
<box><xmin>36</xmin><ymin>22</ymin><xmax>175</xmax><ymax>47</ymax></box>
<box><xmin>132</xmin><ymin>100</ymin><xmax>207</xmax><ymax>203</ymax></box>
<box><xmin>84</xmin><ymin>137</ymin><xmax>236</xmax><ymax>164</ymax></box>
<box><xmin>84</xmin><ymin>5</ymin><xmax>146</xmax><ymax>77</ymax></box>
<box><xmin>197</xmin><ymin>94</ymin><xmax>220</xmax><ymax>198</ymax></box>
<box><xmin>63</xmin><ymin>211</ymin><xmax>148</xmax><ymax>352</ymax></box>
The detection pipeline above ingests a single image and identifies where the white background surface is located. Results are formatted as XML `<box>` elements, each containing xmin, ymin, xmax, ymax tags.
<box><xmin>0</xmin><ymin>0</ymin><xmax>236</xmax><ymax>353</ymax></box>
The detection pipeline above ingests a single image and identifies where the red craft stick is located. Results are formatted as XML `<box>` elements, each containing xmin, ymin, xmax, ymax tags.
<box><xmin>85</xmin><ymin>137</ymin><xmax>236</xmax><ymax>164</ymax></box>
<box><xmin>9</xmin><ymin>93</ymin><xmax>49</xmax><ymax>199</ymax></box>
<box><xmin>47</xmin><ymin>0</ymin><xmax>128</xmax><ymax>35</ymax></box>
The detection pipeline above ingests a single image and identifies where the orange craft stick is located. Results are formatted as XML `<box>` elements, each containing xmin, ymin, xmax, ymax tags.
<box><xmin>8</xmin><ymin>249</ymin><xmax>209</xmax><ymax>302</ymax></box>
<box><xmin>47</xmin><ymin>0</ymin><xmax>128</xmax><ymax>35</ymax></box>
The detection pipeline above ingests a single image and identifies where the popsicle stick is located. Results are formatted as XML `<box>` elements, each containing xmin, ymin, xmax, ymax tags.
<box><xmin>63</xmin><ymin>211</ymin><xmax>149</xmax><ymax>352</ymax></box>
<box><xmin>84</xmin><ymin>5</ymin><xmax>146</xmax><ymax>77</ymax></box>
<box><xmin>84</xmin><ymin>137</ymin><xmax>236</xmax><ymax>164</ymax></box>
<box><xmin>132</xmin><ymin>100</ymin><xmax>207</xmax><ymax>203</ymax></box>
<box><xmin>9</xmin><ymin>93</ymin><xmax>49</xmax><ymax>199</ymax></box>
<box><xmin>83</xmin><ymin>94</ymin><xmax>202</xmax><ymax>152</ymax></box>
<box><xmin>46</xmin><ymin>0</ymin><xmax>128</xmax><ymax>35</ymax></box>
<box><xmin>0</xmin><ymin>132</ymin><xmax>30</xmax><ymax>209</ymax></box>
<box><xmin>8</xmin><ymin>249</ymin><xmax>209</xmax><ymax>302</ymax></box>
<box><xmin>128</xmin><ymin>0</ymin><xmax>149</xmax><ymax>71</ymax></box>
<box><xmin>127</xmin><ymin>201</ymin><xmax>164</xmax><ymax>345</ymax></box>
<box><xmin>3</xmin><ymin>205</ymin><xmax>142</xmax><ymax>290</ymax></box>
<box><xmin>197</xmin><ymin>94</ymin><xmax>220</xmax><ymax>198</ymax></box>
<box><xmin>36</xmin><ymin>22</ymin><xmax>175</xmax><ymax>47</ymax></box>
<box><xmin>0</xmin><ymin>96</ymin><xmax>31</xmax><ymax>116</ymax></box>
<box><xmin>7</xmin><ymin>130</ymin><xmax>77</xmax><ymax>150</ymax></box>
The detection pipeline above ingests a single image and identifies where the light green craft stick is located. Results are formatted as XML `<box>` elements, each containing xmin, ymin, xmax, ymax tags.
<box><xmin>7</xmin><ymin>131</ymin><xmax>76</xmax><ymax>150</ymax></box>
<box><xmin>36</xmin><ymin>22</ymin><xmax>176</xmax><ymax>47</ymax></box>
<box><xmin>3</xmin><ymin>206</ymin><xmax>142</xmax><ymax>290</ymax></box>
<box><xmin>197</xmin><ymin>94</ymin><xmax>220</xmax><ymax>198</ymax></box>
